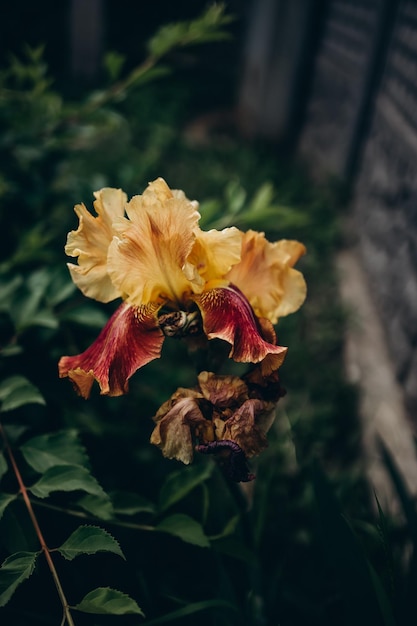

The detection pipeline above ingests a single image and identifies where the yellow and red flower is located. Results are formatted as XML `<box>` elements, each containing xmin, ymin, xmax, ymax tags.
<box><xmin>59</xmin><ymin>178</ymin><xmax>306</xmax><ymax>398</ymax></box>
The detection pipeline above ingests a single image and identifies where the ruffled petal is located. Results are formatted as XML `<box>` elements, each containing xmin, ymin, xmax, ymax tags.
<box><xmin>194</xmin><ymin>284</ymin><xmax>288</xmax><ymax>366</ymax></box>
<box><xmin>107</xmin><ymin>178</ymin><xmax>202</xmax><ymax>306</ymax></box>
<box><xmin>150</xmin><ymin>397</ymin><xmax>213</xmax><ymax>464</ymax></box>
<box><xmin>226</xmin><ymin>231</ymin><xmax>307</xmax><ymax>323</ymax></box>
<box><xmin>186</xmin><ymin>227</ymin><xmax>242</xmax><ymax>282</ymax></box>
<box><xmin>65</xmin><ymin>188</ymin><xmax>127</xmax><ymax>302</ymax></box>
<box><xmin>59</xmin><ymin>302</ymin><xmax>164</xmax><ymax>398</ymax></box>
<box><xmin>197</xmin><ymin>371</ymin><xmax>248</xmax><ymax>409</ymax></box>
<box><xmin>222</xmin><ymin>398</ymin><xmax>275</xmax><ymax>457</ymax></box>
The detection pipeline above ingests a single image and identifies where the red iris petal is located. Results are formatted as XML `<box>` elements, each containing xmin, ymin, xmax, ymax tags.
<box><xmin>195</xmin><ymin>285</ymin><xmax>288</xmax><ymax>366</ymax></box>
<box><xmin>59</xmin><ymin>302</ymin><xmax>164</xmax><ymax>398</ymax></box>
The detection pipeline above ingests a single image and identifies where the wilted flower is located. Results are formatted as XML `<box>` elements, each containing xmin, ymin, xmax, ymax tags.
<box><xmin>59</xmin><ymin>178</ymin><xmax>306</xmax><ymax>398</ymax></box>
<box><xmin>151</xmin><ymin>368</ymin><xmax>286</xmax><ymax>482</ymax></box>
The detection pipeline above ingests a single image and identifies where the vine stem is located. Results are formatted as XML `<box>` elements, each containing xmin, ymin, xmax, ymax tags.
<box><xmin>0</xmin><ymin>423</ymin><xmax>75</xmax><ymax>626</ymax></box>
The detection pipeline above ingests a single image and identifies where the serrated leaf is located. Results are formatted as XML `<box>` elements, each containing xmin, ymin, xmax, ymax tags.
<box><xmin>57</xmin><ymin>525</ymin><xmax>125</xmax><ymax>561</ymax></box>
<box><xmin>76</xmin><ymin>493</ymin><xmax>114</xmax><ymax>520</ymax></box>
<box><xmin>74</xmin><ymin>587</ymin><xmax>144</xmax><ymax>616</ymax></box>
<box><xmin>0</xmin><ymin>451</ymin><xmax>8</xmax><ymax>481</ymax></box>
<box><xmin>20</xmin><ymin>429</ymin><xmax>89</xmax><ymax>473</ymax></box>
<box><xmin>159</xmin><ymin>462</ymin><xmax>214</xmax><ymax>512</ymax></box>
<box><xmin>156</xmin><ymin>514</ymin><xmax>210</xmax><ymax>548</ymax></box>
<box><xmin>0</xmin><ymin>376</ymin><xmax>45</xmax><ymax>413</ymax></box>
<box><xmin>0</xmin><ymin>494</ymin><xmax>17</xmax><ymax>520</ymax></box>
<box><xmin>29</xmin><ymin>465</ymin><xmax>107</xmax><ymax>499</ymax></box>
<box><xmin>0</xmin><ymin>551</ymin><xmax>38</xmax><ymax>607</ymax></box>
<box><xmin>143</xmin><ymin>599</ymin><xmax>237</xmax><ymax>625</ymax></box>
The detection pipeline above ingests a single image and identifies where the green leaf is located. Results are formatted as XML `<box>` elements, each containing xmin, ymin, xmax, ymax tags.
<box><xmin>379</xmin><ymin>440</ymin><xmax>417</xmax><ymax>623</ymax></box>
<box><xmin>0</xmin><ymin>276</ymin><xmax>22</xmax><ymax>311</ymax></box>
<box><xmin>143</xmin><ymin>599</ymin><xmax>237</xmax><ymax>625</ymax></box>
<box><xmin>379</xmin><ymin>440</ymin><xmax>417</xmax><ymax>536</ymax></box>
<box><xmin>60</xmin><ymin>305</ymin><xmax>109</xmax><ymax>328</ymax></box>
<box><xmin>103</xmin><ymin>51</ymin><xmax>125</xmax><ymax>81</ymax></box>
<box><xmin>0</xmin><ymin>551</ymin><xmax>38</xmax><ymax>607</ymax></box>
<box><xmin>0</xmin><ymin>494</ymin><xmax>17</xmax><ymax>520</ymax></box>
<box><xmin>10</xmin><ymin>268</ymin><xmax>52</xmax><ymax>331</ymax></box>
<box><xmin>111</xmin><ymin>490</ymin><xmax>156</xmax><ymax>516</ymax></box>
<box><xmin>26</xmin><ymin>310</ymin><xmax>58</xmax><ymax>329</ymax></box>
<box><xmin>312</xmin><ymin>462</ymin><xmax>385</xmax><ymax>626</ymax></box>
<box><xmin>147</xmin><ymin>4</ymin><xmax>233</xmax><ymax>58</ymax></box>
<box><xmin>76</xmin><ymin>493</ymin><xmax>115</xmax><ymax>520</ymax></box>
<box><xmin>20</xmin><ymin>429</ymin><xmax>90</xmax><ymax>473</ymax></box>
<box><xmin>0</xmin><ymin>345</ymin><xmax>23</xmax><ymax>357</ymax></box>
<box><xmin>57</xmin><ymin>525</ymin><xmax>125</xmax><ymax>561</ymax></box>
<box><xmin>209</xmin><ymin>514</ymin><xmax>240</xmax><ymax>540</ymax></box>
<box><xmin>211</xmin><ymin>536</ymin><xmax>256</xmax><ymax>564</ymax></box>
<box><xmin>368</xmin><ymin>563</ymin><xmax>397</xmax><ymax>626</ymax></box>
<box><xmin>29</xmin><ymin>465</ymin><xmax>107</xmax><ymax>499</ymax></box>
<box><xmin>159</xmin><ymin>462</ymin><xmax>214</xmax><ymax>512</ymax></box>
<box><xmin>225</xmin><ymin>179</ymin><xmax>247</xmax><ymax>215</ymax></box>
<box><xmin>45</xmin><ymin>274</ymin><xmax>76</xmax><ymax>306</ymax></box>
<box><xmin>156</xmin><ymin>514</ymin><xmax>210</xmax><ymax>548</ymax></box>
<box><xmin>247</xmin><ymin>181</ymin><xmax>275</xmax><ymax>213</ymax></box>
<box><xmin>0</xmin><ymin>451</ymin><xmax>8</xmax><ymax>481</ymax></box>
<box><xmin>0</xmin><ymin>376</ymin><xmax>45</xmax><ymax>413</ymax></box>
<box><xmin>74</xmin><ymin>587</ymin><xmax>144</xmax><ymax>616</ymax></box>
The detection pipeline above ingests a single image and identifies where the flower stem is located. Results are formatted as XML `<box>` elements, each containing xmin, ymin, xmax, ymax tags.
<box><xmin>0</xmin><ymin>423</ymin><xmax>76</xmax><ymax>626</ymax></box>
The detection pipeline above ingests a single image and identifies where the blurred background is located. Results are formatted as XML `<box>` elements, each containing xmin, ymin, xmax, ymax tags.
<box><xmin>1</xmin><ymin>1</ymin><xmax>417</xmax><ymax>625</ymax></box>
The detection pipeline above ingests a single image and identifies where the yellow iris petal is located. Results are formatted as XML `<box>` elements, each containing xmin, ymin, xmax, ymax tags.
<box><xmin>226</xmin><ymin>230</ymin><xmax>307</xmax><ymax>323</ymax></box>
<box><xmin>65</xmin><ymin>188</ymin><xmax>127</xmax><ymax>303</ymax></box>
<box><xmin>107</xmin><ymin>178</ymin><xmax>202</xmax><ymax>306</ymax></box>
<box><xmin>187</xmin><ymin>227</ymin><xmax>243</xmax><ymax>282</ymax></box>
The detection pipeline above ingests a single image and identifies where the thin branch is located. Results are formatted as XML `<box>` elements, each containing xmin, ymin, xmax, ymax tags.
<box><xmin>0</xmin><ymin>423</ymin><xmax>76</xmax><ymax>626</ymax></box>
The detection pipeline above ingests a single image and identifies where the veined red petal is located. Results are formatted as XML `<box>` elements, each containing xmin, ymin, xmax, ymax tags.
<box><xmin>59</xmin><ymin>302</ymin><xmax>164</xmax><ymax>398</ymax></box>
<box><xmin>194</xmin><ymin>285</ymin><xmax>288</xmax><ymax>366</ymax></box>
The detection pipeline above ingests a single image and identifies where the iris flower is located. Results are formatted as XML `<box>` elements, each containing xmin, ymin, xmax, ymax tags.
<box><xmin>59</xmin><ymin>178</ymin><xmax>306</xmax><ymax>398</ymax></box>
<box><xmin>151</xmin><ymin>368</ymin><xmax>286</xmax><ymax>481</ymax></box>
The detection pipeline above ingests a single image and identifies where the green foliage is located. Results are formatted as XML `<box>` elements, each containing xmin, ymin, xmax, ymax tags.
<box><xmin>0</xmin><ymin>552</ymin><xmax>38</xmax><ymax>608</ymax></box>
<box><xmin>0</xmin><ymin>377</ymin><xmax>45</xmax><ymax>413</ymax></box>
<box><xmin>146</xmin><ymin>4</ymin><xmax>233</xmax><ymax>58</ymax></box>
<box><xmin>0</xmin><ymin>2</ymin><xmax>412</xmax><ymax>625</ymax></box>
<box><xmin>158</xmin><ymin>462</ymin><xmax>214</xmax><ymax>512</ymax></box>
<box><xmin>20</xmin><ymin>430</ymin><xmax>90</xmax><ymax>472</ymax></box>
<box><xmin>74</xmin><ymin>587</ymin><xmax>144</xmax><ymax>616</ymax></box>
<box><xmin>312</xmin><ymin>463</ymin><xmax>386</xmax><ymax>626</ymax></box>
<box><xmin>57</xmin><ymin>525</ymin><xmax>125</xmax><ymax>561</ymax></box>
<box><xmin>155</xmin><ymin>514</ymin><xmax>210</xmax><ymax>548</ymax></box>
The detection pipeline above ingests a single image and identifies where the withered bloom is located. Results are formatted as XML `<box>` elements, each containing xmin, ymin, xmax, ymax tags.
<box><xmin>150</xmin><ymin>368</ymin><xmax>286</xmax><ymax>482</ymax></box>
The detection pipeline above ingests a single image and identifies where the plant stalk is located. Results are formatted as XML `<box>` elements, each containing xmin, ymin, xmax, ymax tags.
<box><xmin>0</xmin><ymin>423</ymin><xmax>76</xmax><ymax>626</ymax></box>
